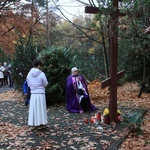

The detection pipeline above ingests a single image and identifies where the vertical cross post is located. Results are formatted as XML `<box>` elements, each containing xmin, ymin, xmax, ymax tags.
<box><xmin>85</xmin><ymin>0</ymin><xmax>124</xmax><ymax>123</ymax></box>
<box><xmin>109</xmin><ymin>0</ymin><xmax>119</xmax><ymax>123</ymax></box>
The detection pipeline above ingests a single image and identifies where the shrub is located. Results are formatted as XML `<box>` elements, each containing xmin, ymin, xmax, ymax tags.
<box><xmin>40</xmin><ymin>46</ymin><xmax>72</xmax><ymax>106</ymax></box>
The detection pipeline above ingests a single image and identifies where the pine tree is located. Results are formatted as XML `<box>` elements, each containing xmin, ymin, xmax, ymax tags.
<box><xmin>0</xmin><ymin>47</ymin><xmax>9</xmax><ymax>63</ymax></box>
<box><xmin>12</xmin><ymin>37</ymin><xmax>36</xmax><ymax>89</ymax></box>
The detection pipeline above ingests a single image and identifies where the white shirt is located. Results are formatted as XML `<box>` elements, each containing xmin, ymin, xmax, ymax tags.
<box><xmin>0</xmin><ymin>66</ymin><xmax>5</xmax><ymax>79</ymax></box>
<box><xmin>75</xmin><ymin>76</ymin><xmax>88</xmax><ymax>103</ymax></box>
<box><xmin>27</xmin><ymin>68</ymin><xmax>48</xmax><ymax>94</ymax></box>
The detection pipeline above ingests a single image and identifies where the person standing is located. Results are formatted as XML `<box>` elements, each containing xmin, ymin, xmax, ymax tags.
<box><xmin>23</xmin><ymin>80</ymin><xmax>31</xmax><ymax>106</ymax></box>
<box><xmin>66</xmin><ymin>67</ymin><xmax>97</xmax><ymax>113</ymax></box>
<box><xmin>7</xmin><ymin>64</ymin><xmax>13</xmax><ymax>87</ymax></box>
<box><xmin>27</xmin><ymin>59</ymin><xmax>48</xmax><ymax>129</ymax></box>
<box><xmin>0</xmin><ymin>62</ymin><xmax>5</xmax><ymax>87</ymax></box>
<box><xmin>3</xmin><ymin>62</ymin><xmax>9</xmax><ymax>85</ymax></box>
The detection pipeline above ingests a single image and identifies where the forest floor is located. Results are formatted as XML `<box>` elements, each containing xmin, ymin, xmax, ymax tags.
<box><xmin>0</xmin><ymin>82</ymin><xmax>150</xmax><ymax>150</ymax></box>
<box><xmin>88</xmin><ymin>81</ymin><xmax>150</xmax><ymax>150</ymax></box>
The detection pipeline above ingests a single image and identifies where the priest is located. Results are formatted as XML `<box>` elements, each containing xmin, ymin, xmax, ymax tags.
<box><xmin>66</xmin><ymin>67</ymin><xmax>97</xmax><ymax>113</ymax></box>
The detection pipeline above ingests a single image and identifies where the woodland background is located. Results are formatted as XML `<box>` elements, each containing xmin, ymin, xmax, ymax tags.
<box><xmin>0</xmin><ymin>0</ymin><xmax>150</xmax><ymax>105</ymax></box>
<box><xmin>0</xmin><ymin>1</ymin><xmax>150</xmax><ymax>149</ymax></box>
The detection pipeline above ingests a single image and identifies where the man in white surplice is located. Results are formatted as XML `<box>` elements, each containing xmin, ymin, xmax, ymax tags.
<box><xmin>66</xmin><ymin>67</ymin><xmax>97</xmax><ymax>113</ymax></box>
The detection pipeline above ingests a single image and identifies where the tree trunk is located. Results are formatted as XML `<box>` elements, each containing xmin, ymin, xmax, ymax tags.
<box><xmin>138</xmin><ymin>52</ymin><xmax>146</xmax><ymax>97</ymax></box>
<box><xmin>29</xmin><ymin>0</ymin><xmax>34</xmax><ymax>45</ymax></box>
<box><xmin>46</xmin><ymin>0</ymin><xmax>50</xmax><ymax>48</ymax></box>
<box><xmin>100</xmin><ymin>18</ymin><xmax>109</xmax><ymax>78</ymax></box>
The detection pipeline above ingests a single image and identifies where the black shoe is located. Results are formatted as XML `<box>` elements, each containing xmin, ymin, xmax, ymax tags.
<box><xmin>25</xmin><ymin>102</ymin><xmax>28</xmax><ymax>106</ymax></box>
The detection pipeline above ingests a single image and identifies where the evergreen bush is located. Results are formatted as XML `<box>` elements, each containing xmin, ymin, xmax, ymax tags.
<box><xmin>118</xmin><ymin>37</ymin><xmax>150</xmax><ymax>93</ymax></box>
<box><xmin>12</xmin><ymin>37</ymin><xmax>36</xmax><ymax>90</ymax></box>
<box><xmin>40</xmin><ymin>46</ymin><xmax>72</xmax><ymax>106</ymax></box>
<box><xmin>0</xmin><ymin>47</ymin><xmax>10</xmax><ymax>63</ymax></box>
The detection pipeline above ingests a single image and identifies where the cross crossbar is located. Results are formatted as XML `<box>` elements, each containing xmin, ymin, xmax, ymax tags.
<box><xmin>85</xmin><ymin>6</ymin><xmax>99</xmax><ymax>14</ymax></box>
<box><xmin>85</xmin><ymin>6</ymin><xmax>126</xmax><ymax>17</ymax></box>
<box><xmin>101</xmin><ymin>70</ymin><xmax>124</xmax><ymax>89</ymax></box>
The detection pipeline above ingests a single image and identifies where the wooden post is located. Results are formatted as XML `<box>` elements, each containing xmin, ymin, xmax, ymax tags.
<box><xmin>109</xmin><ymin>0</ymin><xmax>119</xmax><ymax>123</ymax></box>
<box><xmin>85</xmin><ymin>0</ymin><xmax>125</xmax><ymax>123</ymax></box>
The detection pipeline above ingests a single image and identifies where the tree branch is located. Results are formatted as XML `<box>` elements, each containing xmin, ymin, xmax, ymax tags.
<box><xmin>1</xmin><ymin>25</ymin><xmax>15</xmax><ymax>36</ymax></box>
<box><xmin>52</xmin><ymin>0</ymin><xmax>102</xmax><ymax>44</ymax></box>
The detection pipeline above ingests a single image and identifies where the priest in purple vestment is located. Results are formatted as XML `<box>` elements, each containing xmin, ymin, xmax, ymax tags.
<box><xmin>66</xmin><ymin>67</ymin><xmax>97</xmax><ymax>113</ymax></box>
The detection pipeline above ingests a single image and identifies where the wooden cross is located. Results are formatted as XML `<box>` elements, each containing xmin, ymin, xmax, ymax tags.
<box><xmin>85</xmin><ymin>0</ymin><xmax>125</xmax><ymax>123</ymax></box>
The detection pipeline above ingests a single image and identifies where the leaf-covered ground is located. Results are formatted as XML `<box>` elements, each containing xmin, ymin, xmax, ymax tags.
<box><xmin>88</xmin><ymin>81</ymin><xmax>150</xmax><ymax>150</ymax></box>
<box><xmin>0</xmin><ymin>82</ymin><xmax>149</xmax><ymax>150</ymax></box>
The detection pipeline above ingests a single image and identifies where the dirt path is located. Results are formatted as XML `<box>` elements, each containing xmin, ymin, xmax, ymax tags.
<box><xmin>0</xmin><ymin>82</ymin><xmax>149</xmax><ymax>150</ymax></box>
